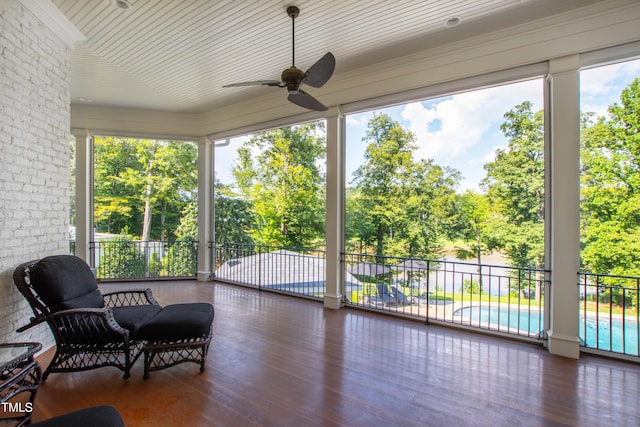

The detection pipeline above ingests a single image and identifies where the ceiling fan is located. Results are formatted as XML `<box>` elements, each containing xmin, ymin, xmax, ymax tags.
<box><xmin>223</xmin><ymin>6</ymin><xmax>335</xmax><ymax>111</ymax></box>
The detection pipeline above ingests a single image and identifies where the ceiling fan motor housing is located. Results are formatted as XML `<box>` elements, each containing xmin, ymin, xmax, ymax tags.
<box><xmin>281</xmin><ymin>66</ymin><xmax>304</xmax><ymax>94</ymax></box>
<box><xmin>286</xmin><ymin>6</ymin><xmax>300</xmax><ymax>19</ymax></box>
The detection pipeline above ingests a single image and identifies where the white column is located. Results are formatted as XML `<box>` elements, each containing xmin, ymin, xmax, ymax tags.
<box><xmin>197</xmin><ymin>136</ymin><xmax>213</xmax><ymax>281</ymax></box>
<box><xmin>72</xmin><ymin>128</ymin><xmax>93</xmax><ymax>264</ymax></box>
<box><xmin>324</xmin><ymin>107</ymin><xmax>345</xmax><ymax>309</ymax></box>
<box><xmin>547</xmin><ymin>55</ymin><xmax>581</xmax><ymax>358</ymax></box>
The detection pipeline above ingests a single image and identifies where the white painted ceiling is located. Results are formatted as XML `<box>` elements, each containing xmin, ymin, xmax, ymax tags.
<box><xmin>52</xmin><ymin>0</ymin><xmax>603</xmax><ymax>114</ymax></box>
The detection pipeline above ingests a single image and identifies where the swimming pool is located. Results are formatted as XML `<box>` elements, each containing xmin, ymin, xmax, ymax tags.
<box><xmin>580</xmin><ymin>315</ymin><xmax>639</xmax><ymax>356</ymax></box>
<box><xmin>453</xmin><ymin>305</ymin><xmax>639</xmax><ymax>356</ymax></box>
<box><xmin>453</xmin><ymin>305</ymin><xmax>543</xmax><ymax>338</ymax></box>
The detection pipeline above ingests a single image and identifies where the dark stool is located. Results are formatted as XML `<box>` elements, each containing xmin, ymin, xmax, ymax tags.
<box><xmin>31</xmin><ymin>405</ymin><xmax>124</xmax><ymax>427</ymax></box>
<box><xmin>138</xmin><ymin>303</ymin><xmax>214</xmax><ymax>379</ymax></box>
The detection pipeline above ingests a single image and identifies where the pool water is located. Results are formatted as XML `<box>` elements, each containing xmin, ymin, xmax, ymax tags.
<box><xmin>580</xmin><ymin>315</ymin><xmax>639</xmax><ymax>356</ymax></box>
<box><xmin>453</xmin><ymin>306</ymin><xmax>543</xmax><ymax>338</ymax></box>
<box><xmin>453</xmin><ymin>305</ymin><xmax>639</xmax><ymax>356</ymax></box>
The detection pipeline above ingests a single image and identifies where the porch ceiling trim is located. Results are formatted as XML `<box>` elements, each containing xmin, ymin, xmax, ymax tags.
<box><xmin>18</xmin><ymin>0</ymin><xmax>85</xmax><ymax>48</ymax></box>
<box><xmin>68</xmin><ymin>0</ymin><xmax>640</xmax><ymax>140</ymax></box>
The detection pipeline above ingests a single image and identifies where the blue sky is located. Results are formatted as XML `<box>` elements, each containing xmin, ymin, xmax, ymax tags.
<box><xmin>344</xmin><ymin>79</ymin><xmax>543</xmax><ymax>192</ymax></box>
<box><xmin>215</xmin><ymin>58</ymin><xmax>640</xmax><ymax>192</ymax></box>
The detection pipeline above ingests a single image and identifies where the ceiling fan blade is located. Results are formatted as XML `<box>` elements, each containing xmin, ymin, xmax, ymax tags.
<box><xmin>288</xmin><ymin>89</ymin><xmax>327</xmax><ymax>111</ymax></box>
<box><xmin>223</xmin><ymin>80</ymin><xmax>282</xmax><ymax>88</ymax></box>
<box><xmin>302</xmin><ymin>52</ymin><xmax>335</xmax><ymax>88</ymax></box>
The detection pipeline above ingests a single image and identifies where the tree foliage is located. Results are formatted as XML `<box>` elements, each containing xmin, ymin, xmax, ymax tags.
<box><xmin>93</xmin><ymin>137</ymin><xmax>197</xmax><ymax>240</ymax></box>
<box><xmin>232</xmin><ymin>122</ymin><xmax>326</xmax><ymax>248</ymax></box>
<box><xmin>348</xmin><ymin>114</ymin><xmax>459</xmax><ymax>259</ymax></box>
<box><xmin>451</xmin><ymin>190</ymin><xmax>493</xmax><ymax>264</ymax></box>
<box><xmin>482</xmin><ymin>101</ymin><xmax>545</xmax><ymax>269</ymax></box>
<box><xmin>214</xmin><ymin>187</ymin><xmax>255</xmax><ymax>246</ymax></box>
<box><xmin>94</xmin><ymin>137</ymin><xmax>140</xmax><ymax>235</ymax></box>
<box><xmin>165</xmin><ymin>237</ymin><xmax>198</xmax><ymax>277</ymax></box>
<box><xmin>174</xmin><ymin>199</ymin><xmax>198</xmax><ymax>240</ymax></box>
<box><xmin>580</xmin><ymin>78</ymin><xmax>640</xmax><ymax>278</ymax></box>
<box><xmin>97</xmin><ymin>236</ymin><xmax>145</xmax><ymax>279</ymax></box>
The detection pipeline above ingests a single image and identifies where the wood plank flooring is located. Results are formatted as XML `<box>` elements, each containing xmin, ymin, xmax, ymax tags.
<box><xmin>31</xmin><ymin>281</ymin><xmax>640</xmax><ymax>427</ymax></box>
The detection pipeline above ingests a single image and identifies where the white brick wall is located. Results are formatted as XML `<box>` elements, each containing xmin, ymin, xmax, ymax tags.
<box><xmin>0</xmin><ymin>1</ymin><xmax>72</xmax><ymax>348</ymax></box>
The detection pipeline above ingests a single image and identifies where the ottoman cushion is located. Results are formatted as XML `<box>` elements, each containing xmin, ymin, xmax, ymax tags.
<box><xmin>111</xmin><ymin>304</ymin><xmax>162</xmax><ymax>339</ymax></box>
<box><xmin>138</xmin><ymin>303</ymin><xmax>213</xmax><ymax>342</ymax></box>
<box><xmin>31</xmin><ymin>405</ymin><xmax>124</xmax><ymax>427</ymax></box>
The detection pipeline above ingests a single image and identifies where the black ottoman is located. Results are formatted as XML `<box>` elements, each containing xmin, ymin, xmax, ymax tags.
<box><xmin>31</xmin><ymin>405</ymin><xmax>124</xmax><ymax>427</ymax></box>
<box><xmin>138</xmin><ymin>303</ymin><xmax>214</xmax><ymax>379</ymax></box>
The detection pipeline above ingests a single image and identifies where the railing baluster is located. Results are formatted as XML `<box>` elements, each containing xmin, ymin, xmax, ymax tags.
<box><xmin>577</xmin><ymin>271</ymin><xmax>639</xmax><ymax>358</ymax></box>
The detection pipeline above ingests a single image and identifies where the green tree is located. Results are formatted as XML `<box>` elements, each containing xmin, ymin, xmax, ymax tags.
<box><xmin>97</xmin><ymin>236</ymin><xmax>145</xmax><ymax>279</ymax></box>
<box><xmin>94</xmin><ymin>137</ymin><xmax>141</xmax><ymax>234</ymax></box>
<box><xmin>345</xmin><ymin>186</ymin><xmax>376</xmax><ymax>253</ymax></box>
<box><xmin>165</xmin><ymin>238</ymin><xmax>197</xmax><ymax>277</ymax></box>
<box><xmin>174</xmin><ymin>199</ymin><xmax>198</xmax><ymax>240</ymax></box>
<box><xmin>350</xmin><ymin>114</ymin><xmax>417</xmax><ymax>258</ymax></box>
<box><xmin>232</xmin><ymin>122</ymin><xmax>326</xmax><ymax>248</ymax></box>
<box><xmin>482</xmin><ymin>101</ymin><xmax>545</xmax><ymax>269</ymax></box>
<box><xmin>164</xmin><ymin>201</ymin><xmax>200</xmax><ymax>277</ymax></box>
<box><xmin>581</xmin><ymin>78</ymin><xmax>640</xmax><ymax>298</ymax></box>
<box><xmin>463</xmin><ymin>279</ymin><xmax>482</xmax><ymax>296</ymax></box>
<box><xmin>349</xmin><ymin>114</ymin><xmax>459</xmax><ymax>259</ymax></box>
<box><xmin>402</xmin><ymin>159</ymin><xmax>459</xmax><ymax>258</ymax></box>
<box><xmin>135</xmin><ymin>139</ymin><xmax>198</xmax><ymax>241</ymax></box>
<box><xmin>214</xmin><ymin>190</ymin><xmax>255</xmax><ymax>246</ymax></box>
<box><xmin>452</xmin><ymin>191</ymin><xmax>492</xmax><ymax>264</ymax></box>
<box><xmin>480</xmin><ymin>101</ymin><xmax>545</xmax><ymax>298</ymax></box>
<box><xmin>93</xmin><ymin>137</ymin><xmax>197</xmax><ymax>240</ymax></box>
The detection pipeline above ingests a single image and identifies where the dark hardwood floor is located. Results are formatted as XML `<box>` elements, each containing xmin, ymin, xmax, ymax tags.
<box><xmin>31</xmin><ymin>281</ymin><xmax>640</xmax><ymax>427</ymax></box>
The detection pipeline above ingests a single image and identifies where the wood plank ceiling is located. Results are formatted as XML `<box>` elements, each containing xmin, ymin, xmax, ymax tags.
<box><xmin>51</xmin><ymin>0</ymin><xmax>602</xmax><ymax>114</ymax></box>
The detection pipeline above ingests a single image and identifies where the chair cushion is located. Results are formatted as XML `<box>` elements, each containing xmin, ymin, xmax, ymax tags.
<box><xmin>138</xmin><ymin>303</ymin><xmax>214</xmax><ymax>342</ymax></box>
<box><xmin>30</xmin><ymin>405</ymin><xmax>124</xmax><ymax>427</ymax></box>
<box><xmin>56</xmin><ymin>290</ymin><xmax>105</xmax><ymax>311</ymax></box>
<box><xmin>111</xmin><ymin>305</ymin><xmax>162</xmax><ymax>340</ymax></box>
<box><xmin>30</xmin><ymin>255</ymin><xmax>104</xmax><ymax>312</ymax></box>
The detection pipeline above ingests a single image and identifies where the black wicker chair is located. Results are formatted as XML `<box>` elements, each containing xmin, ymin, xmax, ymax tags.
<box><xmin>13</xmin><ymin>255</ymin><xmax>161</xmax><ymax>380</ymax></box>
<box><xmin>14</xmin><ymin>255</ymin><xmax>214</xmax><ymax>380</ymax></box>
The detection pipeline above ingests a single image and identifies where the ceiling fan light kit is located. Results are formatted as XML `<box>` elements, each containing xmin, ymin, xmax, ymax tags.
<box><xmin>223</xmin><ymin>5</ymin><xmax>335</xmax><ymax>111</ymax></box>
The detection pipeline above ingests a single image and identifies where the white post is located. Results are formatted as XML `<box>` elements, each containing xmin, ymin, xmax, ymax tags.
<box><xmin>325</xmin><ymin>107</ymin><xmax>345</xmax><ymax>309</ymax></box>
<box><xmin>197</xmin><ymin>136</ymin><xmax>213</xmax><ymax>281</ymax></box>
<box><xmin>72</xmin><ymin>128</ymin><xmax>93</xmax><ymax>264</ymax></box>
<box><xmin>547</xmin><ymin>55</ymin><xmax>581</xmax><ymax>358</ymax></box>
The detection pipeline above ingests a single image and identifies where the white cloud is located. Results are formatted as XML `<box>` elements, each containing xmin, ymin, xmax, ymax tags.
<box><xmin>400</xmin><ymin>79</ymin><xmax>542</xmax><ymax>163</ymax></box>
<box><xmin>214</xmin><ymin>134</ymin><xmax>252</xmax><ymax>184</ymax></box>
<box><xmin>346</xmin><ymin>111</ymin><xmax>374</xmax><ymax>128</ymax></box>
<box><xmin>581</xmin><ymin>60</ymin><xmax>640</xmax><ymax>96</ymax></box>
<box><xmin>581</xmin><ymin>59</ymin><xmax>640</xmax><ymax>119</ymax></box>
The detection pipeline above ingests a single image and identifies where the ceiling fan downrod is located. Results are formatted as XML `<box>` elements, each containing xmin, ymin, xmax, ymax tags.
<box><xmin>287</xmin><ymin>6</ymin><xmax>299</xmax><ymax>67</ymax></box>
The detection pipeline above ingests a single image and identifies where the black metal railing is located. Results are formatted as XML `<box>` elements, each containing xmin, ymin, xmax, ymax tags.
<box><xmin>76</xmin><ymin>239</ymin><xmax>640</xmax><ymax>356</ymax></box>
<box><xmin>89</xmin><ymin>239</ymin><xmax>198</xmax><ymax>280</ymax></box>
<box><xmin>213</xmin><ymin>243</ymin><xmax>547</xmax><ymax>340</ymax></box>
<box><xmin>578</xmin><ymin>272</ymin><xmax>639</xmax><ymax>357</ymax></box>
<box><xmin>343</xmin><ymin>252</ymin><xmax>547</xmax><ymax>340</ymax></box>
<box><xmin>214</xmin><ymin>242</ymin><xmax>326</xmax><ymax>300</ymax></box>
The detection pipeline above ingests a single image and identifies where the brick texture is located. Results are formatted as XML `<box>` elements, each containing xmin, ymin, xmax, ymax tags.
<box><xmin>0</xmin><ymin>1</ymin><xmax>72</xmax><ymax>348</ymax></box>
